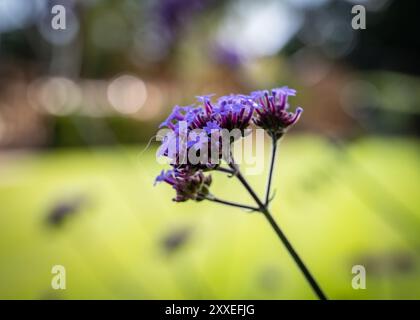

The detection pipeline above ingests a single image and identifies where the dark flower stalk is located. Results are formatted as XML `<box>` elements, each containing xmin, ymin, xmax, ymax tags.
<box><xmin>251</xmin><ymin>88</ymin><xmax>303</xmax><ymax>207</ymax></box>
<box><xmin>265</xmin><ymin>138</ymin><xmax>277</xmax><ymax>207</ymax></box>
<box><xmin>228</xmin><ymin>160</ymin><xmax>327</xmax><ymax>300</ymax></box>
<box><xmin>154</xmin><ymin>87</ymin><xmax>327</xmax><ymax>299</ymax></box>
<box><xmin>202</xmin><ymin>194</ymin><xmax>259</xmax><ymax>211</ymax></box>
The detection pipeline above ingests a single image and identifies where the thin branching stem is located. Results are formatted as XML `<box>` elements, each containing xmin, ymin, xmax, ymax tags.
<box><xmin>215</xmin><ymin>166</ymin><xmax>236</xmax><ymax>175</ymax></box>
<box><xmin>265</xmin><ymin>137</ymin><xmax>278</xmax><ymax>207</ymax></box>
<box><xmin>203</xmin><ymin>195</ymin><xmax>259</xmax><ymax>212</ymax></box>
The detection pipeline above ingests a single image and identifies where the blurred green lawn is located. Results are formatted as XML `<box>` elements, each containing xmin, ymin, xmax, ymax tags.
<box><xmin>0</xmin><ymin>135</ymin><xmax>419</xmax><ymax>299</ymax></box>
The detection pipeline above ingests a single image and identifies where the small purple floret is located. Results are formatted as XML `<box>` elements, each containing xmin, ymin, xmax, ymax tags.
<box><xmin>154</xmin><ymin>168</ymin><xmax>212</xmax><ymax>202</ymax></box>
<box><xmin>252</xmin><ymin>87</ymin><xmax>303</xmax><ymax>140</ymax></box>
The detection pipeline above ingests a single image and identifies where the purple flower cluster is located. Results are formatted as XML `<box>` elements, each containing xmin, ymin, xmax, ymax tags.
<box><xmin>155</xmin><ymin>87</ymin><xmax>303</xmax><ymax>202</ymax></box>
<box><xmin>252</xmin><ymin>87</ymin><xmax>303</xmax><ymax>140</ymax></box>
<box><xmin>157</xmin><ymin>94</ymin><xmax>256</xmax><ymax>169</ymax></box>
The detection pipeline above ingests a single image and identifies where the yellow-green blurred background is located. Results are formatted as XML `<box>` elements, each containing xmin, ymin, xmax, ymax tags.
<box><xmin>0</xmin><ymin>0</ymin><xmax>419</xmax><ymax>299</ymax></box>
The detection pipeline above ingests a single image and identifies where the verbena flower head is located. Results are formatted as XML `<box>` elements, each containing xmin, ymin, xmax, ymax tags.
<box><xmin>155</xmin><ymin>87</ymin><xmax>304</xmax><ymax>202</ymax></box>
<box><xmin>252</xmin><ymin>86</ymin><xmax>303</xmax><ymax>140</ymax></box>
<box><xmin>213</xmin><ymin>94</ymin><xmax>256</xmax><ymax>131</ymax></box>
<box><xmin>154</xmin><ymin>168</ymin><xmax>212</xmax><ymax>202</ymax></box>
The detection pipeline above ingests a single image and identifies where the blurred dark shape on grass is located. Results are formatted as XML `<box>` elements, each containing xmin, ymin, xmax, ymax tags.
<box><xmin>354</xmin><ymin>251</ymin><xmax>417</xmax><ymax>276</ymax></box>
<box><xmin>40</xmin><ymin>290</ymin><xmax>65</xmax><ymax>300</ymax></box>
<box><xmin>46</xmin><ymin>194</ymin><xmax>87</xmax><ymax>226</ymax></box>
<box><xmin>258</xmin><ymin>266</ymin><xmax>281</xmax><ymax>293</ymax></box>
<box><xmin>160</xmin><ymin>226</ymin><xmax>193</xmax><ymax>255</ymax></box>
